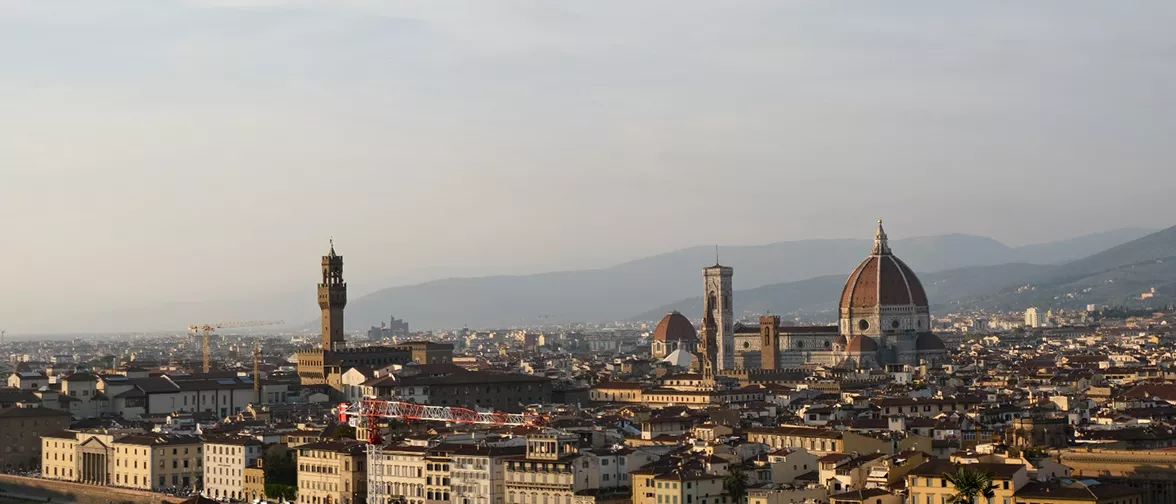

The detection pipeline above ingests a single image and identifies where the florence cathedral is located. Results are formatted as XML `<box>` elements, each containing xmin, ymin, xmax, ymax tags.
<box><xmin>652</xmin><ymin>221</ymin><xmax>948</xmax><ymax>371</ymax></box>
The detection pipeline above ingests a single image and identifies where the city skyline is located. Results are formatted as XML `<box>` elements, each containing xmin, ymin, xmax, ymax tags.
<box><xmin>4</xmin><ymin>1</ymin><xmax>1176</xmax><ymax>332</ymax></box>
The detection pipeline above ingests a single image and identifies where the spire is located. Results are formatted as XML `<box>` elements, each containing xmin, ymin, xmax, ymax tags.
<box><xmin>715</xmin><ymin>245</ymin><xmax>720</xmax><ymax>266</ymax></box>
<box><xmin>873</xmin><ymin>219</ymin><xmax>890</xmax><ymax>255</ymax></box>
<box><xmin>329</xmin><ymin>237</ymin><xmax>336</xmax><ymax>257</ymax></box>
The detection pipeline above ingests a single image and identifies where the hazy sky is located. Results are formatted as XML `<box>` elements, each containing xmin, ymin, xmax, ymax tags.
<box><xmin>3</xmin><ymin>1</ymin><xmax>1175</xmax><ymax>333</ymax></box>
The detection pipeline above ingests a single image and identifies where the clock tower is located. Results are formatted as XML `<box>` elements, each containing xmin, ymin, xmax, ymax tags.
<box><xmin>319</xmin><ymin>240</ymin><xmax>347</xmax><ymax>351</ymax></box>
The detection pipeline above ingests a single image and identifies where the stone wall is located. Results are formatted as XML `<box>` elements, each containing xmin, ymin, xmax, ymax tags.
<box><xmin>0</xmin><ymin>474</ymin><xmax>186</xmax><ymax>504</ymax></box>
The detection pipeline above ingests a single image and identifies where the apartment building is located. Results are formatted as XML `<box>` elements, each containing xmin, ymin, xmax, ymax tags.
<box><xmin>443</xmin><ymin>444</ymin><xmax>528</xmax><ymax>504</ymax></box>
<box><xmin>369</xmin><ymin>444</ymin><xmax>429</xmax><ymax>504</ymax></box>
<box><xmin>907</xmin><ymin>461</ymin><xmax>1027</xmax><ymax>504</ymax></box>
<box><xmin>244</xmin><ymin>461</ymin><xmax>267</xmax><ymax>502</ymax></box>
<box><xmin>111</xmin><ymin>434</ymin><xmax>204</xmax><ymax>491</ymax></box>
<box><xmin>0</xmin><ymin>405</ymin><xmax>70</xmax><ymax>471</ymax></box>
<box><xmin>425</xmin><ymin>449</ymin><xmax>453</xmax><ymax>504</ymax></box>
<box><xmin>745</xmin><ymin>426</ymin><xmax>894</xmax><ymax>456</ymax></box>
<box><xmin>203</xmin><ymin>436</ymin><xmax>264</xmax><ymax>501</ymax></box>
<box><xmin>296</xmin><ymin>440</ymin><xmax>367</xmax><ymax>504</ymax></box>
<box><xmin>652</xmin><ymin>469</ymin><xmax>724</xmax><ymax>504</ymax></box>
<box><xmin>60</xmin><ymin>373</ymin><xmax>103</xmax><ymax>419</ymax></box>
<box><xmin>504</xmin><ymin>434</ymin><xmax>598</xmax><ymax>504</ymax></box>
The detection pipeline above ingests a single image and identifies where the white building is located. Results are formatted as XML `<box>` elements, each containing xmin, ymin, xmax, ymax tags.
<box><xmin>1025</xmin><ymin>308</ymin><xmax>1041</xmax><ymax>328</ymax></box>
<box><xmin>203</xmin><ymin>437</ymin><xmax>263</xmax><ymax>502</ymax></box>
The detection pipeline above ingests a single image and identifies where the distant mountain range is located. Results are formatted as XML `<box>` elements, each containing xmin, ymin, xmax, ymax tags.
<box><xmin>335</xmin><ymin>226</ymin><xmax>1159</xmax><ymax>329</ymax></box>
<box><xmin>634</xmin><ymin>225</ymin><xmax>1176</xmax><ymax>323</ymax></box>
<box><xmin>74</xmin><ymin>226</ymin><xmax>1165</xmax><ymax>334</ymax></box>
<box><xmin>957</xmin><ymin>224</ymin><xmax>1176</xmax><ymax>312</ymax></box>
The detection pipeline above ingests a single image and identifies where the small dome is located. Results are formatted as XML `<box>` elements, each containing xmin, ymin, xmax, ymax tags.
<box><xmin>662</xmin><ymin>349</ymin><xmax>697</xmax><ymax>367</ymax></box>
<box><xmin>653</xmin><ymin>311</ymin><xmax>698</xmax><ymax>342</ymax></box>
<box><xmin>846</xmin><ymin>335</ymin><xmax>878</xmax><ymax>354</ymax></box>
<box><xmin>916</xmin><ymin>332</ymin><xmax>946</xmax><ymax>351</ymax></box>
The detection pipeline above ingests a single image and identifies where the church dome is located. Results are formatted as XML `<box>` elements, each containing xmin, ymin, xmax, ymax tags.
<box><xmin>839</xmin><ymin>221</ymin><xmax>932</xmax><ymax>337</ymax></box>
<box><xmin>846</xmin><ymin>335</ymin><xmax>878</xmax><ymax>354</ymax></box>
<box><xmin>840</xmin><ymin>222</ymin><xmax>929</xmax><ymax>311</ymax></box>
<box><xmin>916</xmin><ymin>332</ymin><xmax>946</xmax><ymax>351</ymax></box>
<box><xmin>653</xmin><ymin>311</ymin><xmax>697</xmax><ymax>342</ymax></box>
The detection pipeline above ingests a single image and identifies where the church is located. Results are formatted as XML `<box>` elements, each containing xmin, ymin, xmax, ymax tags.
<box><xmin>658</xmin><ymin>221</ymin><xmax>947</xmax><ymax>370</ymax></box>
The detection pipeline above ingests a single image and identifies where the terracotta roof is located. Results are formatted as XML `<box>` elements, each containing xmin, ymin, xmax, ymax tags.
<box><xmin>653</xmin><ymin>312</ymin><xmax>697</xmax><ymax>342</ymax></box>
<box><xmin>846</xmin><ymin>335</ymin><xmax>878</xmax><ymax>354</ymax></box>
<box><xmin>0</xmin><ymin>406</ymin><xmax>71</xmax><ymax>418</ymax></box>
<box><xmin>839</xmin><ymin>223</ymin><xmax>928</xmax><ymax>313</ymax></box>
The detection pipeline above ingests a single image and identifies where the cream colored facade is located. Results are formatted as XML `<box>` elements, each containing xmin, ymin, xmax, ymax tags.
<box><xmin>652</xmin><ymin>472</ymin><xmax>724</xmax><ymax>504</ymax></box>
<box><xmin>368</xmin><ymin>445</ymin><xmax>428</xmax><ymax>504</ymax></box>
<box><xmin>111</xmin><ymin>435</ymin><xmax>203</xmax><ymax>491</ymax></box>
<box><xmin>907</xmin><ymin>462</ymin><xmax>1027</xmax><ymax>504</ymax></box>
<box><xmin>203</xmin><ymin>438</ymin><xmax>263</xmax><ymax>501</ymax></box>
<box><xmin>42</xmin><ymin>431</ymin><xmax>202</xmax><ymax>491</ymax></box>
<box><xmin>296</xmin><ymin>440</ymin><xmax>367</xmax><ymax>504</ymax></box>
<box><xmin>505</xmin><ymin>434</ymin><xmax>597</xmax><ymax>504</ymax></box>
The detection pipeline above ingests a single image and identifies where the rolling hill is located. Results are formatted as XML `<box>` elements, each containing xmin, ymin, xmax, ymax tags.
<box><xmin>337</xmin><ymin>228</ymin><xmax>1153</xmax><ymax>329</ymax></box>
<box><xmin>630</xmin><ymin>263</ymin><xmax>1056</xmax><ymax>322</ymax></box>
<box><xmin>959</xmin><ymin>224</ymin><xmax>1176</xmax><ymax>311</ymax></box>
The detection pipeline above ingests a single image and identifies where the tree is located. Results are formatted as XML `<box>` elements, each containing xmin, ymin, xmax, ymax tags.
<box><xmin>263</xmin><ymin>444</ymin><xmax>297</xmax><ymax>486</ymax></box>
<box><xmin>942</xmin><ymin>466</ymin><xmax>996</xmax><ymax>504</ymax></box>
<box><xmin>723</xmin><ymin>467</ymin><xmax>749</xmax><ymax>504</ymax></box>
<box><xmin>330</xmin><ymin>425</ymin><xmax>357</xmax><ymax>440</ymax></box>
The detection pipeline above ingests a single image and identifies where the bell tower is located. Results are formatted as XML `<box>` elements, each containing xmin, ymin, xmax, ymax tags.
<box><xmin>760</xmin><ymin>315</ymin><xmax>780</xmax><ymax>370</ymax></box>
<box><xmin>319</xmin><ymin>240</ymin><xmax>347</xmax><ymax>351</ymax></box>
<box><xmin>703</xmin><ymin>262</ymin><xmax>734</xmax><ymax>371</ymax></box>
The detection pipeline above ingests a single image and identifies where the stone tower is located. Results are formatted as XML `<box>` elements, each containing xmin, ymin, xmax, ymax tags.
<box><xmin>703</xmin><ymin>263</ymin><xmax>734</xmax><ymax>371</ymax></box>
<box><xmin>700</xmin><ymin>296</ymin><xmax>718</xmax><ymax>385</ymax></box>
<box><xmin>760</xmin><ymin>315</ymin><xmax>780</xmax><ymax>370</ymax></box>
<box><xmin>319</xmin><ymin>240</ymin><xmax>347</xmax><ymax>351</ymax></box>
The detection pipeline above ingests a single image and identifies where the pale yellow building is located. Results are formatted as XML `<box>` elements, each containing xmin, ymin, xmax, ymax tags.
<box><xmin>111</xmin><ymin>434</ymin><xmax>203</xmax><ymax>491</ymax></box>
<box><xmin>296</xmin><ymin>440</ymin><xmax>368</xmax><ymax>504</ymax></box>
<box><xmin>907</xmin><ymin>461</ymin><xmax>1026</xmax><ymax>504</ymax></box>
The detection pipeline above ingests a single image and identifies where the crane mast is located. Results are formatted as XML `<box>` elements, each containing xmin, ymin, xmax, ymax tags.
<box><xmin>337</xmin><ymin>400</ymin><xmax>545</xmax><ymax>504</ymax></box>
<box><xmin>187</xmin><ymin>320</ymin><xmax>283</xmax><ymax>373</ymax></box>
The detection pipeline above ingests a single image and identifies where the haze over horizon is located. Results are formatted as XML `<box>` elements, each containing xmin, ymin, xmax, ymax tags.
<box><xmin>4</xmin><ymin>1</ymin><xmax>1176</xmax><ymax>334</ymax></box>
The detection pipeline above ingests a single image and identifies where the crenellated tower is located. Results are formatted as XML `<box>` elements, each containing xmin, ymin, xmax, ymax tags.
<box><xmin>760</xmin><ymin>315</ymin><xmax>781</xmax><ymax>370</ymax></box>
<box><xmin>319</xmin><ymin>240</ymin><xmax>347</xmax><ymax>351</ymax></box>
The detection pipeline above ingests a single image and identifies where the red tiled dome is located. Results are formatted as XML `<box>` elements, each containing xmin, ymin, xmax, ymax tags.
<box><xmin>846</xmin><ymin>335</ymin><xmax>878</xmax><ymax>354</ymax></box>
<box><xmin>839</xmin><ymin>221</ymin><xmax>929</xmax><ymax>313</ymax></box>
<box><xmin>653</xmin><ymin>311</ymin><xmax>697</xmax><ymax>342</ymax></box>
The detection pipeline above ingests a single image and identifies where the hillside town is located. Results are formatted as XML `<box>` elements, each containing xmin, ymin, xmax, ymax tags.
<box><xmin>3</xmin><ymin>234</ymin><xmax>1175</xmax><ymax>504</ymax></box>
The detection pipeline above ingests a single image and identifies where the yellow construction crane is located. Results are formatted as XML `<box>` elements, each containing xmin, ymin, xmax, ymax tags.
<box><xmin>187</xmin><ymin>321</ymin><xmax>283</xmax><ymax>373</ymax></box>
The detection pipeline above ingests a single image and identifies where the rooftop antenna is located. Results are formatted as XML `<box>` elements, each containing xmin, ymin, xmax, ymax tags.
<box><xmin>715</xmin><ymin>245</ymin><xmax>720</xmax><ymax>265</ymax></box>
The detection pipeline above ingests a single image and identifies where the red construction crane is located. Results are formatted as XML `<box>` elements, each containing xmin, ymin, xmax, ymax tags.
<box><xmin>338</xmin><ymin>400</ymin><xmax>545</xmax><ymax>444</ymax></box>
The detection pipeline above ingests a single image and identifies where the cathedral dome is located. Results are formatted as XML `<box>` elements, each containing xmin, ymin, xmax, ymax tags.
<box><xmin>916</xmin><ymin>332</ymin><xmax>946</xmax><ymax>351</ymax></box>
<box><xmin>840</xmin><ymin>224</ymin><xmax>928</xmax><ymax>311</ymax></box>
<box><xmin>839</xmin><ymin>221</ymin><xmax>932</xmax><ymax>337</ymax></box>
<box><xmin>653</xmin><ymin>311</ymin><xmax>697</xmax><ymax>342</ymax></box>
<box><xmin>846</xmin><ymin>335</ymin><xmax>878</xmax><ymax>354</ymax></box>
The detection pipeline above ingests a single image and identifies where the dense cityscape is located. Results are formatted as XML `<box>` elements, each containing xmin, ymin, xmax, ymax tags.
<box><xmin>2</xmin><ymin>223</ymin><xmax>1174</xmax><ymax>504</ymax></box>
